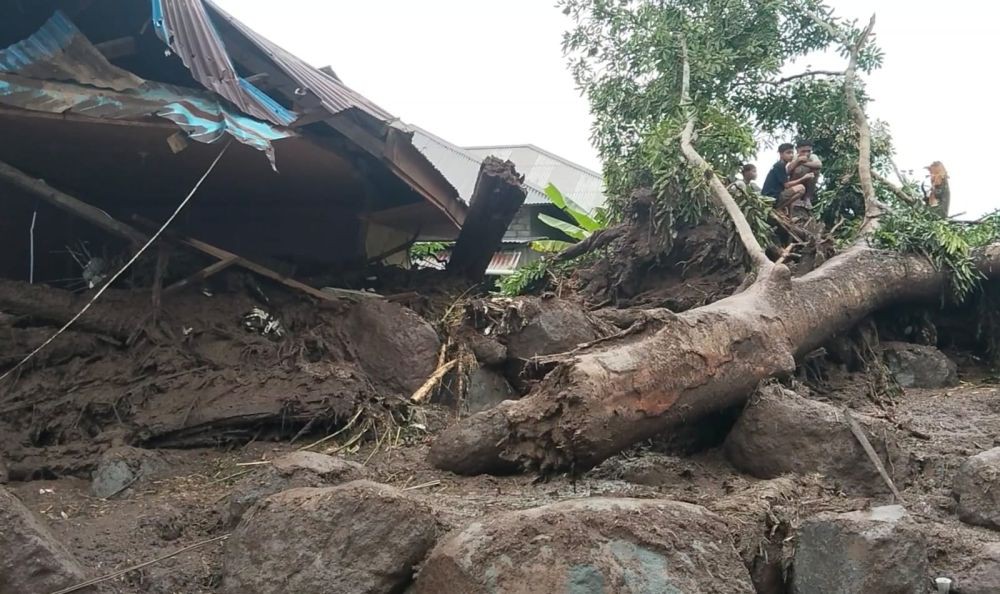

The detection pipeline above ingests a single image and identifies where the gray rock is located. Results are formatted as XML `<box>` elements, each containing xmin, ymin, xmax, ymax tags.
<box><xmin>465</xmin><ymin>367</ymin><xmax>517</xmax><ymax>414</ymax></box>
<box><xmin>223</xmin><ymin>451</ymin><xmax>365</xmax><ymax>526</ymax></box>
<box><xmin>468</xmin><ymin>334</ymin><xmax>507</xmax><ymax>366</ymax></box>
<box><xmin>0</xmin><ymin>453</ymin><xmax>7</xmax><ymax>484</ymax></box>
<box><xmin>90</xmin><ymin>446</ymin><xmax>167</xmax><ymax>499</ymax></box>
<box><xmin>724</xmin><ymin>386</ymin><xmax>910</xmax><ymax>496</ymax></box>
<box><xmin>345</xmin><ymin>300</ymin><xmax>441</xmax><ymax>396</ymax></box>
<box><xmin>413</xmin><ymin>498</ymin><xmax>754</xmax><ymax>594</ymax></box>
<box><xmin>792</xmin><ymin>505</ymin><xmax>928</xmax><ymax>594</ymax></box>
<box><xmin>883</xmin><ymin>341</ymin><xmax>959</xmax><ymax>388</ymax></box>
<box><xmin>503</xmin><ymin>297</ymin><xmax>607</xmax><ymax>360</ymax></box>
<box><xmin>0</xmin><ymin>486</ymin><xmax>90</xmax><ymax>593</ymax></box>
<box><xmin>951</xmin><ymin>542</ymin><xmax>1000</xmax><ymax>594</ymax></box>
<box><xmin>222</xmin><ymin>481</ymin><xmax>438</xmax><ymax>594</ymax></box>
<box><xmin>955</xmin><ymin>447</ymin><xmax>1000</xmax><ymax>530</ymax></box>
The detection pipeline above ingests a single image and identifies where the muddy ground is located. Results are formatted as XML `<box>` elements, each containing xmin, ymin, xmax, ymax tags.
<box><xmin>2</xmin><ymin>273</ymin><xmax>999</xmax><ymax>592</ymax></box>
<box><xmin>2</xmin><ymin>369</ymin><xmax>998</xmax><ymax>592</ymax></box>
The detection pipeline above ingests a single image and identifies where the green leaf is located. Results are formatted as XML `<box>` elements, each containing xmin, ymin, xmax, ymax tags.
<box><xmin>545</xmin><ymin>183</ymin><xmax>601</xmax><ymax>232</ymax></box>
<box><xmin>537</xmin><ymin>213</ymin><xmax>589</xmax><ymax>240</ymax></box>
<box><xmin>544</xmin><ymin>183</ymin><xmax>568</xmax><ymax>209</ymax></box>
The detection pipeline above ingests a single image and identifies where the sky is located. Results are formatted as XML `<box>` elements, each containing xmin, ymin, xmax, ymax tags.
<box><xmin>214</xmin><ymin>0</ymin><xmax>998</xmax><ymax>219</ymax></box>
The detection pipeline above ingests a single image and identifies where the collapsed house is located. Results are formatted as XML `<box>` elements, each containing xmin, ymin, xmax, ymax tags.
<box><xmin>409</xmin><ymin>127</ymin><xmax>606</xmax><ymax>275</ymax></box>
<box><xmin>0</xmin><ymin>0</ymin><xmax>467</xmax><ymax>290</ymax></box>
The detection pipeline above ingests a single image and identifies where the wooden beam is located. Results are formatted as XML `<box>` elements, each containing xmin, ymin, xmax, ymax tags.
<box><xmin>94</xmin><ymin>36</ymin><xmax>137</xmax><ymax>60</ymax></box>
<box><xmin>0</xmin><ymin>158</ymin><xmax>148</xmax><ymax>245</ymax></box>
<box><xmin>164</xmin><ymin>256</ymin><xmax>238</xmax><ymax>295</ymax></box>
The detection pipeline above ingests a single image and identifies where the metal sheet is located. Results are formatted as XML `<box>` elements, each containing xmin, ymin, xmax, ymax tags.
<box><xmin>152</xmin><ymin>0</ymin><xmax>296</xmax><ymax>126</ymax></box>
<box><xmin>203</xmin><ymin>0</ymin><xmax>394</xmax><ymax>122</ymax></box>
<box><xmin>0</xmin><ymin>10</ymin><xmax>144</xmax><ymax>91</ymax></box>
<box><xmin>0</xmin><ymin>73</ymin><xmax>294</xmax><ymax>166</ymax></box>
<box><xmin>485</xmin><ymin>251</ymin><xmax>522</xmax><ymax>275</ymax></box>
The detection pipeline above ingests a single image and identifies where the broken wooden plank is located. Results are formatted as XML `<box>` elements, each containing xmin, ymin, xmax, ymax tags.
<box><xmin>164</xmin><ymin>256</ymin><xmax>238</xmax><ymax>295</ymax></box>
<box><xmin>132</xmin><ymin>216</ymin><xmax>378</xmax><ymax>301</ymax></box>
<box><xmin>94</xmin><ymin>36</ymin><xmax>137</xmax><ymax>60</ymax></box>
<box><xmin>0</xmin><ymin>159</ymin><xmax>147</xmax><ymax>245</ymax></box>
<box><xmin>843</xmin><ymin>407</ymin><xmax>907</xmax><ymax>504</ymax></box>
<box><xmin>446</xmin><ymin>157</ymin><xmax>527</xmax><ymax>280</ymax></box>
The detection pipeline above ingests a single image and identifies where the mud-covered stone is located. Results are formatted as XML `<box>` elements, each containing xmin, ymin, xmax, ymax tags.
<box><xmin>724</xmin><ymin>387</ymin><xmax>910</xmax><ymax>496</ymax></box>
<box><xmin>951</xmin><ymin>542</ymin><xmax>1000</xmax><ymax>594</ymax></box>
<box><xmin>0</xmin><ymin>486</ymin><xmax>90</xmax><ymax>594</ymax></box>
<box><xmin>954</xmin><ymin>447</ymin><xmax>1000</xmax><ymax>530</ymax></box>
<box><xmin>502</xmin><ymin>297</ymin><xmax>607</xmax><ymax>361</ymax></box>
<box><xmin>882</xmin><ymin>341</ymin><xmax>958</xmax><ymax>388</ymax></box>
<box><xmin>465</xmin><ymin>367</ymin><xmax>517</xmax><ymax>414</ymax></box>
<box><xmin>413</xmin><ymin>498</ymin><xmax>753</xmax><ymax>594</ymax></box>
<box><xmin>792</xmin><ymin>505</ymin><xmax>928</xmax><ymax>594</ymax></box>
<box><xmin>90</xmin><ymin>446</ymin><xmax>167</xmax><ymax>499</ymax></box>
<box><xmin>222</xmin><ymin>481</ymin><xmax>438</xmax><ymax>594</ymax></box>
<box><xmin>222</xmin><ymin>451</ymin><xmax>365</xmax><ymax>526</ymax></box>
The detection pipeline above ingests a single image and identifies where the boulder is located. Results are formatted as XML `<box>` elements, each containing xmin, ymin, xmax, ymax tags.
<box><xmin>882</xmin><ymin>341</ymin><xmax>958</xmax><ymax>388</ymax></box>
<box><xmin>90</xmin><ymin>446</ymin><xmax>168</xmax><ymax>499</ymax></box>
<box><xmin>413</xmin><ymin>498</ymin><xmax>754</xmax><ymax>594</ymax></box>
<box><xmin>465</xmin><ymin>367</ymin><xmax>517</xmax><ymax>414</ymax></box>
<box><xmin>502</xmin><ymin>298</ymin><xmax>607</xmax><ymax>361</ymax></box>
<box><xmin>222</xmin><ymin>481</ymin><xmax>438</xmax><ymax>594</ymax></box>
<box><xmin>954</xmin><ymin>447</ymin><xmax>1000</xmax><ymax>530</ymax></box>
<box><xmin>468</xmin><ymin>333</ymin><xmax>508</xmax><ymax>367</ymax></box>
<box><xmin>345</xmin><ymin>299</ymin><xmax>441</xmax><ymax>396</ymax></box>
<box><xmin>724</xmin><ymin>386</ymin><xmax>910</xmax><ymax>496</ymax></box>
<box><xmin>222</xmin><ymin>451</ymin><xmax>365</xmax><ymax>526</ymax></box>
<box><xmin>951</xmin><ymin>542</ymin><xmax>1000</xmax><ymax>594</ymax></box>
<box><xmin>0</xmin><ymin>453</ymin><xmax>7</xmax><ymax>484</ymax></box>
<box><xmin>792</xmin><ymin>505</ymin><xmax>928</xmax><ymax>594</ymax></box>
<box><xmin>0</xmin><ymin>486</ymin><xmax>89</xmax><ymax>593</ymax></box>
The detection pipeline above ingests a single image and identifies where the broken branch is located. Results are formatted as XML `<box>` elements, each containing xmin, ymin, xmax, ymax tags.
<box><xmin>678</xmin><ymin>40</ymin><xmax>772</xmax><ymax>272</ymax></box>
<box><xmin>410</xmin><ymin>360</ymin><xmax>458</xmax><ymax>404</ymax></box>
<box><xmin>843</xmin><ymin>407</ymin><xmax>906</xmax><ymax>504</ymax></box>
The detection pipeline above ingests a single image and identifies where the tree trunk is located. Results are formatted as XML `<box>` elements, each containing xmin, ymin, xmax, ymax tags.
<box><xmin>446</xmin><ymin>157</ymin><xmax>527</xmax><ymax>280</ymax></box>
<box><xmin>429</xmin><ymin>244</ymin><xmax>1000</xmax><ymax>474</ymax></box>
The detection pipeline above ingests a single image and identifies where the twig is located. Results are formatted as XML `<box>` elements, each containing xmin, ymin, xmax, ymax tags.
<box><xmin>873</xmin><ymin>171</ymin><xmax>918</xmax><ymax>206</ymax></box>
<box><xmin>842</xmin><ymin>407</ymin><xmax>906</xmax><ymax>504</ymax></box>
<box><xmin>204</xmin><ymin>469</ymin><xmax>252</xmax><ymax>486</ymax></box>
<box><xmin>48</xmin><ymin>534</ymin><xmax>230</xmax><ymax>594</ymax></box>
<box><xmin>402</xmin><ymin>480</ymin><xmax>441</xmax><ymax>491</ymax></box>
<box><xmin>765</xmin><ymin>70</ymin><xmax>843</xmax><ymax>85</ymax></box>
<box><xmin>410</xmin><ymin>360</ymin><xmax>458</xmax><ymax>404</ymax></box>
<box><xmin>298</xmin><ymin>407</ymin><xmax>364</xmax><ymax>451</ymax></box>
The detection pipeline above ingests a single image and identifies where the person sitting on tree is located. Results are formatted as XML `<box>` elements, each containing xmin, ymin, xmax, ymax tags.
<box><xmin>729</xmin><ymin>163</ymin><xmax>761</xmax><ymax>195</ymax></box>
<box><xmin>761</xmin><ymin>141</ymin><xmax>820</xmax><ymax>211</ymax></box>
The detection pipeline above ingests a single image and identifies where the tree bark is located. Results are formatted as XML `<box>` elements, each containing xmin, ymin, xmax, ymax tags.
<box><xmin>446</xmin><ymin>157</ymin><xmax>527</xmax><ymax>280</ymax></box>
<box><xmin>429</xmin><ymin>244</ymin><xmax>1000</xmax><ymax>475</ymax></box>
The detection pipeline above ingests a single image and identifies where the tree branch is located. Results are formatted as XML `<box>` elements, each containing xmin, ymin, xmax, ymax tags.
<box><xmin>872</xmin><ymin>171</ymin><xmax>918</xmax><ymax>207</ymax></box>
<box><xmin>766</xmin><ymin>70</ymin><xmax>844</xmax><ymax>85</ymax></box>
<box><xmin>678</xmin><ymin>41</ymin><xmax>772</xmax><ymax>272</ymax></box>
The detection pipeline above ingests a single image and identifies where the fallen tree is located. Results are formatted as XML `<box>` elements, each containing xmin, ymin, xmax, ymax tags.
<box><xmin>430</xmin><ymin>2</ymin><xmax>1000</xmax><ymax>474</ymax></box>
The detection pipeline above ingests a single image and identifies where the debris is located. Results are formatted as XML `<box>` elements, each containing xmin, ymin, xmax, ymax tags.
<box><xmin>242</xmin><ymin>308</ymin><xmax>284</xmax><ymax>339</ymax></box>
<box><xmin>882</xmin><ymin>342</ymin><xmax>959</xmax><ymax>388</ymax></box>
<box><xmin>410</xmin><ymin>360</ymin><xmax>457</xmax><ymax>404</ymax></box>
<box><xmin>843</xmin><ymin>407</ymin><xmax>906</xmax><ymax>504</ymax></box>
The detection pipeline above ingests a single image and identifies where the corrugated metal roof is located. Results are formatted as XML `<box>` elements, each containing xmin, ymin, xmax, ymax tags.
<box><xmin>407</xmin><ymin>125</ymin><xmax>549</xmax><ymax>205</ymax></box>
<box><xmin>0</xmin><ymin>10</ymin><xmax>143</xmax><ymax>91</ymax></box>
<box><xmin>152</xmin><ymin>0</ymin><xmax>296</xmax><ymax>126</ymax></box>
<box><xmin>485</xmin><ymin>251</ymin><xmax>522</xmax><ymax>276</ymax></box>
<box><xmin>465</xmin><ymin>144</ymin><xmax>606</xmax><ymax>213</ymax></box>
<box><xmin>202</xmin><ymin>0</ymin><xmax>395</xmax><ymax>123</ymax></box>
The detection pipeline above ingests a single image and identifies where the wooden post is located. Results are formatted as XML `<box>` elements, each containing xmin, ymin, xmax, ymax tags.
<box><xmin>151</xmin><ymin>245</ymin><xmax>168</xmax><ymax>316</ymax></box>
<box><xmin>446</xmin><ymin>157</ymin><xmax>527</xmax><ymax>280</ymax></box>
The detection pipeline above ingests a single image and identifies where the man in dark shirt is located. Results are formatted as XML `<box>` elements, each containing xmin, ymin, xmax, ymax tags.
<box><xmin>762</xmin><ymin>142</ymin><xmax>816</xmax><ymax>210</ymax></box>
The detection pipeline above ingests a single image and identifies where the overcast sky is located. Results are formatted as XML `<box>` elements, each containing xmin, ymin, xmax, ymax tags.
<box><xmin>215</xmin><ymin>0</ymin><xmax>997</xmax><ymax>219</ymax></box>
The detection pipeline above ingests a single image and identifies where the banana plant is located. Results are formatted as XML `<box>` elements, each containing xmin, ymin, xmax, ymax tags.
<box><xmin>531</xmin><ymin>184</ymin><xmax>607</xmax><ymax>253</ymax></box>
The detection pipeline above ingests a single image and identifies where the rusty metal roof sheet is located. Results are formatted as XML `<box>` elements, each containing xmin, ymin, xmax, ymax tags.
<box><xmin>152</xmin><ymin>0</ymin><xmax>296</xmax><ymax>126</ymax></box>
<box><xmin>0</xmin><ymin>10</ymin><xmax>143</xmax><ymax>91</ymax></box>
<box><xmin>485</xmin><ymin>250</ymin><xmax>523</xmax><ymax>276</ymax></box>
<box><xmin>203</xmin><ymin>0</ymin><xmax>395</xmax><ymax>122</ymax></box>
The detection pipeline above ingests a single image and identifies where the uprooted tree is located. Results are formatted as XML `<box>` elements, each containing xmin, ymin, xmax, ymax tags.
<box><xmin>429</xmin><ymin>0</ymin><xmax>1000</xmax><ymax>474</ymax></box>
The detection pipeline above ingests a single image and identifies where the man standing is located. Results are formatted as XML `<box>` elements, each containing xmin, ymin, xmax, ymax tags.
<box><xmin>761</xmin><ymin>142</ymin><xmax>817</xmax><ymax>211</ymax></box>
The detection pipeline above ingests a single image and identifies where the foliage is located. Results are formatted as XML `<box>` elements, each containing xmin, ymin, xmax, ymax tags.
<box><xmin>497</xmin><ymin>258</ymin><xmax>553</xmax><ymax>296</ymax></box>
<box><xmin>408</xmin><ymin>241</ymin><xmax>448</xmax><ymax>260</ymax></box>
<box><xmin>872</xmin><ymin>209</ymin><xmax>1000</xmax><ymax>301</ymax></box>
<box><xmin>533</xmin><ymin>183</ymin><xmax>609</xmax><ymax>253</ymax></box>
